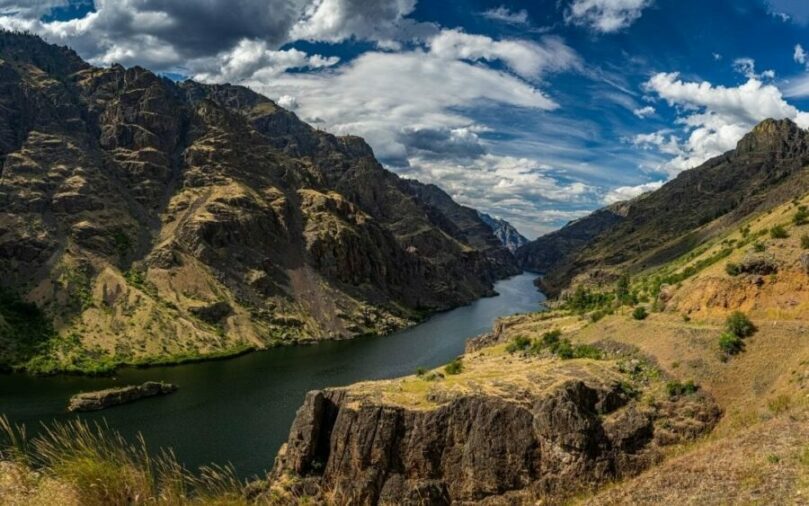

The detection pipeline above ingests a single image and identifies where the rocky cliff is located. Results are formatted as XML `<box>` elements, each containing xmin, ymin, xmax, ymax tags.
<box><xmin>0</xmin><ymin>31</ymin><xmax>517</xmax><ymax>373</ymax></box>
<box><xmin>476</xmin><ymin>211</ymin><xmax>528</xmax><ymax>253</ymax></box>
<box><xmin>272</xmin><ymin>341</ymin><xmax>720</xmax><ymax>504</ymax></box>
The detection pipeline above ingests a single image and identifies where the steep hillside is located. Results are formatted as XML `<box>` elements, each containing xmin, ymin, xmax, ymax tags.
<box><xmin>516</xmin><ymin>201</ymin><xmax>631</xmax><ymax>274</ymax></box>
<box><xmin>271</xmin><ymin>188</ymin><xmax>809</xmax><ymax>504</ymax></box>
<box><xmin>477</xmin><ymin>211</ymin><xmax>528</xmax><ymax>253</ymax></box>
<box><xmin>0</xmin><ymin>32</ymin><xmax>517</xmax><ymax>374</ymax></box>
<box><xmin>533</xmin><ymin>118</ymin><xmax>809</xmax><ymax>295</ymax></box>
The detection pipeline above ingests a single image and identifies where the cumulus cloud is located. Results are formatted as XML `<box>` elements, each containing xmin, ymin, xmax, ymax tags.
<box><xmin>481</xmin><ymin>6</ymin><xmax>529</xmax><ymax>25</ymax></box>
<box><xmin>427</xmin><ymin>30</ymin><xmax>580</xmax><ymax>79</ymax></box>
<box><xmin>638</xmin><ymin>72</ymin><xmax>809</xmax><ymax>174</ymax></box>
<box><xmin>603</xmin><ymin>180</ymin><xmax>663</xmax><ymax>204</ymax></box>
<box><xmin>565</xmin><ymin>0</ymin><xmax>653</xmax><ymax>33</ymax></box>
<box><xmin>766</xmin><ymin>0</ymin><xmax>809</xmax><ymax>25</ymax></box>
<box><xmin>191</xmin><ymin>39</ymin><xmax>339</xmax><ymax>83</ymax></box>
<box><xmin>633</xmin><ymin>105</ymin><xmax>655</xmax><ymax>118</ymax></box>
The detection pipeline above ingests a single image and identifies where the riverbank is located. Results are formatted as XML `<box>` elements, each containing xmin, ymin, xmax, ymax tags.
<box><xmin>0</xmin><ymin>273</ymin><xmax>543</xmax><ymax>478</ymax></box>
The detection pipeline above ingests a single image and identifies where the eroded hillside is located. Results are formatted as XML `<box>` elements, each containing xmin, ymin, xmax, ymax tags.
<box><xmin>0</xmin><ymin>32</ymin><xmax>518</xmax><ymax>374</ymax></box>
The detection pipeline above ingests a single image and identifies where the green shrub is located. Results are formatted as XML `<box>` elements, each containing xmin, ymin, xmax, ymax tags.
<box><xmin>681</xmin><ymin>314</ymin><xmax>691</xmax><ymax>322</ymax></box>
<box><xmin>541</xmin><ymin>329</ymin><xmax>562</xmax><ymax>347</ymax></box>
<box><xmin>752</xmin><ymin>242</ymin><xmax>766</xmax><ymax>252</ymax></box>
<box><xmin>770</xmin><ymin>225</ymin><xmax>789</xmax><ymax>239</ymax></box>
<box><xmin>719</xmin><ymin>332</ymin><xmax>744</xmax><ymax>356</ymax></box>
<box><xmin>666</xmin><ymin>380</ymin><xmax>698</xmax><ymax>397</ymax></box>
<box><xmin>795</xmin><ymin>206</ymin><xmax>809</xmax><ymax>225</ymax></box>
<box><xmin>632</xmin><ymin>306</ymin><xmax>648</xmax><ymax>320</ymax></box>
<box><xmin>506</xmin><ymin>335</ymin><xmax>531</xmax><ymax>354</ymax></box>
<box><xmin>590</xmin><ymin>310</ymin><xmax>607</xmax><ymax>323</ymax></box>
<box><xmin>415</xmin><ymin>367</ymin><xmax>427</xmax><ymax>376</ymax></box>
<box><xmin>726</xmin><ymin>311</ymin><xmax>756</xmax><ymax>337</ymax></box>
<box><xmin>801</xmin><ymin>234</ymin><xmax>809</xmax><ymax>249</ymax></box>
<box><xmin>725</xmin><ymin>262</ymin><xmax>741</xmax><ymax>276</ymax></box>
<box><xmin>572</xmin><ymin>344</ymin><xmax>602</xmax><ymax>360</ymax></box>
<box><xmin>444</xmin><ymin>358</ymin><xmax>463</xmax><ymax>375</ymax></box>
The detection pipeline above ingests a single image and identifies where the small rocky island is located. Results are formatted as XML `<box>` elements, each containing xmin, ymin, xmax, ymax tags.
<box><xmin>67</xmin><ymin>382</ymin><xmax>178</xmax><ymax>412</ymax></box>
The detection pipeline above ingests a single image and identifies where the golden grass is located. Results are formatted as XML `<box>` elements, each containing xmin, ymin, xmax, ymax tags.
<box><xmin>0</xmin><ymin>416</ymin><xmax>251</xmax><ymax>506</ymax></box>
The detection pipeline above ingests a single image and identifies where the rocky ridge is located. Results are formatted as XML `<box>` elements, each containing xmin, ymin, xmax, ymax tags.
<box><xmin>0</xmin><ymin>31</ymin><xmax>518</xmax><ymax>373</ymax></box>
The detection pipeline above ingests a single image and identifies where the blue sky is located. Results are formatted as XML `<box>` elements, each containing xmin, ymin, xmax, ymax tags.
<box><xmin>4</xmin><ymin>0</ymin><xmax>809</xmax><ymax>238</ymax></box>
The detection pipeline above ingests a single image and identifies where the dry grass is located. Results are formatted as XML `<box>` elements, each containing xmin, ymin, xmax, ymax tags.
<box><xmin>0</xmin><ymin>416</ymin><xmax>252</xmax><ymax>506</ymax></box>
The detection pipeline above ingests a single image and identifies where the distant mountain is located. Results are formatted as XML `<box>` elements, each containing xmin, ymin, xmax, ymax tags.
<box><xmin>528</xmin><ymin>118</ymin><xmax>809</xmax><ymax>295</ymax></box>
<box><xmin>515</xmin><ymin>202</ymin><xmax>630</xmax><ymax>273</ymax></box>
<box><xmin>0</xmin><ymin>31</ymin><xmax>518</xmax><ymax>373</ymax></box>
<box><xmin>476</xmin><ymin>211</ymin><xmax>528</xmax><ymax>253</ymax></box>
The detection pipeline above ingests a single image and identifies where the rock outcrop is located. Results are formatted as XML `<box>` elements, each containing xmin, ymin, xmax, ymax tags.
<box><xmin>0</xmin><ymin>32</ymin><xmax>518</xmax><ymax>372</ymax></box>
<box><xmin>272</xmin><ymin>350</ymin><xmax>720</xmax><ymax>504</ymax></box>
<box><xmin>67</xmin><ymin>382</ymin><xmax>177</xmax><ymax>412</ymax></box>
<box><xmin>477</xmin><ymin>211</ymin><xmax>528</xmax><ymax>254</ymax></box>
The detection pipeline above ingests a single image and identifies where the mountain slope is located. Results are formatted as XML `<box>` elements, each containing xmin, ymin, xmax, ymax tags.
<box><xmin>534</xmin><ymin>118</ymin><xmax>809</xmax><ymax>295</ymax></box>
<box><xmin>477</xmin><ymin>211</ymin><xmax>528</xmax><ymax>253</ymax></box>
<box><xmin>516</xmin><ymin>201</ymin><xmax>631</xmax><ymax>274</ymax></box>
<box><xmin>0</xmin><ymin>31</ymin><xmax>517</xmax><ymax>373</ymax></box>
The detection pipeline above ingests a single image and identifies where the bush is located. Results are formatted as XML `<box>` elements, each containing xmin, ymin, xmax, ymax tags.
<box><xmin>795</xmin><ymin>206</ymin><xmax>809</xmax><ymax>225</ymax></box>
<box><xmin>725</xmin><ymin>262</ymin><xmax>741</xmax><ymax>276</ymax></box>
<box><xmin>801</xmin><ymin>234</ymin><xmax>809</xmax><ymax>249</ymax></box>
<box><xmin>541</xmin><ymin>329</ymin><xmax>562</xmax><ymax>347</ymax></box>
<box><xmin>752</xmin><ymin>242</ymin><xmax>766</xmax><ymax>252</ymax></box>
<box><xmin>726</xmin><ymin>311</ymin><xmax>756</xmax><ymax>337</ymax></box>
<box><xmin>632</xmin><ymin>306</ymin><xmax>648</xmax><ymax>320</ymax></box>
<box><xmin>506</xmin><ymin>335</ymin><xmax>531</xmax><ymax>354</ymax></box>
<box><xmin>770</xmin><ymin>225</ymin><xmax>789</xmax><ymax>239</ymax></box>
<box><xmin>444</xmin><ymin>358</ymin><xmax>463</xmax><ymax>375</ymax></box>
<box><xmin>415</xmin><ymin>367</ymin><xmax>427</xmax><ymax>376</ymax></box>
<box><xmin>590</xmin><ymin>310</ymin><xmax>607</xmax><ymax>323</ymax></box>
<box><xmin>666</xmin><ymin>380</ymin><xmax>698</xmax><ymax>397</ymax></box>
<box><xmin>719</xmin><ymin>332</ymin><xmax>744</xmax><ymax>356</ymax></box>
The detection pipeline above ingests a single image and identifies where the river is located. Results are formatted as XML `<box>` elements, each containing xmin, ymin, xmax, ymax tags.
<box><xmin>0</xmin><ymin>272</ymin><xmax>543</xmax><ymax>478</ymax></box>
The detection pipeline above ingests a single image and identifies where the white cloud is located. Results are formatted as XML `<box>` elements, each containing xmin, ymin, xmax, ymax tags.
<box><xmin>603</xmin><ymin>181</ymin><xmax>663</xmax><ymax>204</ymax></box>
<box><xmin>191</xmin><ymin>39</ymin><xmax>338</xmax><ymax>83</ymax></box>
<box><xmin>565</xmin><ymin>0</ymin><xmax>653</xmax><ymax>33</ymax></box>
<box><xmin>289</xmin><ymin>0</ymin><xmax>436</xmax><ymax>43</ymax></box>
<box><xmin>249</xmin><ymin>48</ymin><xmax>568</xmax><ymax>163</ymax></box>
<box><xmin>0</xmin><ymin>0</ymin><xmax>68</xmax><ymax>17</ymax></box>
<box><xmin>732</xmin><ymin>57</ymin><xmax>774</xmax><ymax>80</ymax></box>
<box><xmin>795</xmin><ymin>43</ymin><xmax>807</xmax><ymax>65</ymax></box>
<box><xmin>633</xmin><ymin>105</ymin><xmax>655</xmax><ymax>118</ymax></box>
<box><xmin>427</xmin><ymin>29</ymin><xmax>580</xmax><ymax>79</ymax></box>
<box><xmin>638</xmin><ymin>72</ymin><xmax>809</xmax><ymax>174</ymax></box>
<box><xmin>481</xmin><ymin>6</ymin><xmax>529</xmax><ymax>25</ymax></box>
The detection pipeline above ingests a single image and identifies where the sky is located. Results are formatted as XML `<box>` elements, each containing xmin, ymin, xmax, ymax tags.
<box><xmin>4</xmin><ymin>1</ymin><xmax>809</xmax><ymax>238</ymax></box>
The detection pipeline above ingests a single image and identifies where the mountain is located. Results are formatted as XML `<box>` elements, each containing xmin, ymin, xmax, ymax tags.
<box><xmin>0</xmin><ymin>31</ymin><xmax>518</xmax><ymax>373</ymax></box>
<box><xmin>476</xmin><ymin>211</ymin><xmax>528</xmax><ymax>253</ymax></box>
<box><xmin>269</xmin><ymin>119</ymin><xmax>809</xmax><ymax>505</ymax></box>
<box><xmin>528</xmin><ymin>118</ymin><xmax>809</xmax><ymax>295</ymax></box>
<box><xmin>515</xmin><ymin>201</ymin><xmax>631</xmax><ymax>273</ymax></box>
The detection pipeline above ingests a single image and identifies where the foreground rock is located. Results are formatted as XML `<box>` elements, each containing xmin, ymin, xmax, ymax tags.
<box><xmin>67</xmin><ymin>382</ymin><xmax>178</xmax><ymax>412</ymax></box>
<box><xmin>271</xmin><ymin>345</ymin><xmax>720</xmax><ymax>505</ymax></box>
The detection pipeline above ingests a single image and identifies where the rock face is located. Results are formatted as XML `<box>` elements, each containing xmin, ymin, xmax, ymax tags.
<box><xmin>273</xmin><ymin>362</ymin><xmax>720</xmax><ymax>504</ymax></box>
<box><xmin>527</xmin><ymin>118</ymin><xmax>809</xmax><ymax>296</ymax></box>
<box><xmin>0</xmin><ymin>32</ymin><xmax>518</xmax><ymax>372</ymax></box>
<box><xmin>477</xmin><ymin>211</ymin><xmax>529</xmax><ymax>254</ymax></box>
<box><xmin>67</xmin><ymin>382</ymin><xmax>177</xmax><ymax>412</ymax></box>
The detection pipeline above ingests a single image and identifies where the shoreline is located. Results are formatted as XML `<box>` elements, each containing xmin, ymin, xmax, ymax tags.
<box><xmin>4</xmin><ymin>273</ymin><xmax>527</xmax><ymax>378</ymax></box>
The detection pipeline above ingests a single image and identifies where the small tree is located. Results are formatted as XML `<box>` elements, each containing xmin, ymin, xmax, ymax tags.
<box><xmin>719</xmin><ymin>332</ymin><xmax>744</xmax><ymax>356</ymax></box>
<box><xmin>444</xmin><ymin>358</ymin><xmax>463</xmax><ymax>375</ymax></box>
<box><xmin>726</xmin><ymin>311</ymin><xmax>756</xmax><ymax>337</ymax></box>
<box><xmin>615</xmin><ymin>274</ymin><xmax>631</xmax><ymax>306</ymax></box>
